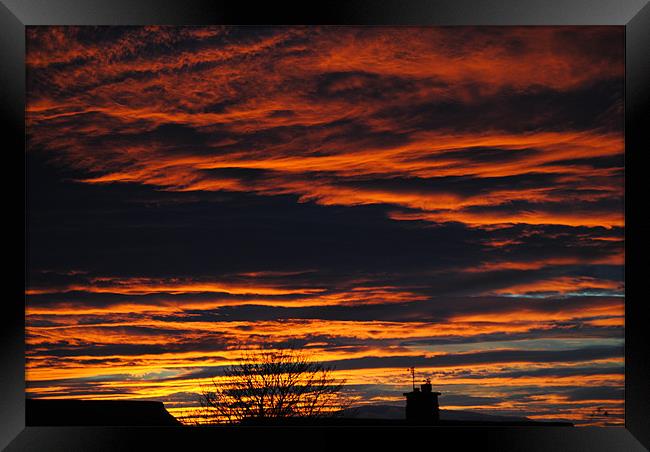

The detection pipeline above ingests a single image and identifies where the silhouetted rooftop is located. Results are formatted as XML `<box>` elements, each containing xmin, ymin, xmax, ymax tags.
<box><xmin>26</xmin><ymin>399</ymin><xmax>181</xmax><ymax>426</ymax></box>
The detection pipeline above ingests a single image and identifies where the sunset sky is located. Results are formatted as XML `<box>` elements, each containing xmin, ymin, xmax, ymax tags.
<box><xmin>25</xmin><ymin>26</ymin><xmax>624</xmax><ymax>425</ymax></box>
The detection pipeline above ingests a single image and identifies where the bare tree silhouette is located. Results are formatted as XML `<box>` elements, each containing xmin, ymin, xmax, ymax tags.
<box><xmin>198</xmin><ymin>346</ymin><xmax>348</xmax><ymax>423</ymax></box>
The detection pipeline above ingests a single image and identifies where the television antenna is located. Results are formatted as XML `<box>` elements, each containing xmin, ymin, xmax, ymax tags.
<box><xmin>406</xmin><ymin>367</ymin><xmax>416</xmax><ymax>390</ymax></box>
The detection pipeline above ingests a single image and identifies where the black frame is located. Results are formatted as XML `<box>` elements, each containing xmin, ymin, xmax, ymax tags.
<box><xmin>3</xmin><ymin>1</ymin><xmax>649</xmax><ymax>450</ymax></box>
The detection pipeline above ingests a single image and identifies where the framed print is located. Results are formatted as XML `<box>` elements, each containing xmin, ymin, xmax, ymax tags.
<box><xmin>2</xmin><ymin>0</ymin><xmax>649</xmax><ymax>450</ymax></box>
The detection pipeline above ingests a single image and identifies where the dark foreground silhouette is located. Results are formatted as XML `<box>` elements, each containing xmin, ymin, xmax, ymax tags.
<box><xmin>26</xmin><ymin>399</ymin><xmax>181</xmax><ymax>426</ymax></box>
<box><xmin>240</xmin><ymin>417</ymin><xmax>573</xmax><ymax>426</ymax></box>
<box><xmin>27</xmin><ymin>399</ymin><xmax>572</xmax><ymax>426</ymax></box>
<box><xmin>339</xmin><ymin>404</ymin><xmax>573</xmax><ymax>425</ymax></box>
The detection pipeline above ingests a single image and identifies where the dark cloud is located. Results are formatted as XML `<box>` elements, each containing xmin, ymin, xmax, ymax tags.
<box><xmin>542</xmin><ymin>154</ymin><xmax>624</xmax><ymax>170</ymax></box>
<box><xmin>453</xmin><ymin>365</ymin><xmax>624</xmax><ymax>380</ymax></box>
<box><xmin>29</xmin><ymin>335</ymin><xmax>232</xmax><ymax>358</ymax></box>
<box><xmin>564</xmin><ymin>386</ymin><xmax>624</xmax><ymax>401</ymax></box>
<box><xmin>341</xmin><ymin>172</ymin><xmax>562</xmax><ymax>197</ymax></box>
<box><xmin>324</xmin><ymin>346</ymin><xmax>623</xmax><ymax>371</ymax></box>
<box><xmin>168</xmin><ymin>295</ymin><xmax>622</xmax><ymax>323</ymax></box>
<box><xmin>371</xmin><ymin>78</ymin><xmax>623</xmax><ymax>134</ymax></box>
